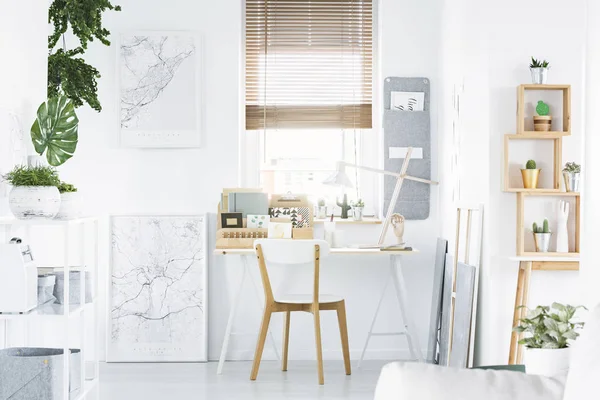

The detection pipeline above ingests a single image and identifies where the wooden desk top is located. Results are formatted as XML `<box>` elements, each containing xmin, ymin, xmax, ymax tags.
<box><xmin>214</xmin><ymin>248</ymin><xmax>419</xmax><ymax>256</ymax></box>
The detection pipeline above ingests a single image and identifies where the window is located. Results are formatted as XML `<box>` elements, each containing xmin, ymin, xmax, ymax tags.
<box><xmin>244</xmin><ymin>0</ymin><xmax>375</xmax><ymax>213</ymax></box>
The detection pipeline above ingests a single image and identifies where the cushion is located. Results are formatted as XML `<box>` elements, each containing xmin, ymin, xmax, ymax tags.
<box><xmin>374</xmin><ymin>362</ymin><xmax>564</xmax><ymax>400</ymax></box>
<box><xmin>563</xmin><ymin>303</ymin><xmax>600</xmax><ymax>400</ymax></box>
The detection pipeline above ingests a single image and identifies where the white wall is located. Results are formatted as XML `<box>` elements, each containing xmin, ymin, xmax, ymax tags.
<box><xmin>439</xmin><ymin>0</ymin><xmax>588</xmax><ymax>366</ymax></box>
<box><xmin>18</xmin><ymin>0</ymin><xmax>442</xmax><ymax>362</ymax></box>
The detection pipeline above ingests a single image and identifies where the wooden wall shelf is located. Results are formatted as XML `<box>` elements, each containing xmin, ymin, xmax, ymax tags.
<box><xmin>517</xmin><ymin>84</ymin><xmax>571</xmax><ymax>135</ymax></box>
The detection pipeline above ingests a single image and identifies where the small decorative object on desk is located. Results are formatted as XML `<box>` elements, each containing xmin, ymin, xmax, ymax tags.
<box><xmin>513</xmin><ymin>303</ymin><xmax>585</xmax><ymax>377</ymax></box>
<box><xmin>221</xmin><ymin>212</ymin><xmax>243</xmax><ymax>228</ymax></box>
<box><xmin>2</xmin><ymin>165</ymin><xmax>61</xmax><ymax>219</ymax></box>
<box><xmin>337</xmin><ymin>194</ymin><xmax>352</xmax><ymax>219</ymax></box>
<box><xmin>532</xmin><ymin>218</ymin><xmax>552</xmax><ymax>252</ymax></box>
<box><xmin>533</xmin><ymin>100</ymin><xmax>552</xmax><ymax>132</ymax></box>
<box><xmin>247</xmin><ymin>214</ymin><xmax>270</xmax><ymax>229</ymax></box>
<box><xmin>270</xmin><ymin>207</ymin><xmax>311</xmax><ymax>227</ymax></box>
<box><xmin>529</xmin><ymin>57</ymin><xmax>550</xmax><ymax>84</ymax></box>
<box><xmin>350</xmin><ymin>198</ymin><xmax>364</xmax><ymax>221</ymax></box>
<box><xmin>521</xmin><ymin>159</ymin><xmax>540</xmax><ymax>189</ymax></box>
<box><xmin>317</xmin><ymin>198</ymin><xmax>327</xmax><ymax>219</ymax></box>
<box><xmin>55</xmin><ymin>181</ymin><xmax>82</xmax><ymax>220</ymax></box>
<box><xmin>556</xmin><ymin>201</ymin><xmax>569</xmax><ymax>253</ymax></box>
<box><xmin>390</xmin><ymin>213</ymin><xmax>406</xmax><ymax>247</ymax></box>
<box><xmin>562</xmin><ymin>161</ymin><xmax>581</xmax><ymax>192</ymax></box>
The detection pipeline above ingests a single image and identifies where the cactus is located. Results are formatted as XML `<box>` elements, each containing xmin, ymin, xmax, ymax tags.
<box><xmin>526</xmin><ymin>159</ymin><xmax>537</xmax><ymax>169</ymax></box>
<box><xmin>536</xmin><ymin>101</ymin><xmax>550</xmax><ymax>116</ymax></box>
<box><xmin>532</xmin><ymin>222</ymin><xmax>538</xmax><ymax>233</ymax></box>
<box><xmin>337</xmin><ymin>194</ymin><xmax>352</xmax><ymax>219</ymax></box>
<box><xmin>318</xmin><ymin>198</ymin><xmax>326</xmax><ymax>207</ymax></box>
<box><xmin>543</xmin><ymin>218</ymin><xmax>550</xmax><ymax>233</ymax></box>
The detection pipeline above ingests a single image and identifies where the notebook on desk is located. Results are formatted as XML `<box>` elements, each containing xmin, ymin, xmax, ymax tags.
<box><xmin>227</xmin><ymin>192</ymin><xmax>269</xmax><ymax>219</ymax></box>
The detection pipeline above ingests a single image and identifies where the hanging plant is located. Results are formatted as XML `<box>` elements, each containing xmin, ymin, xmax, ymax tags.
<box><xmin>47</xmin><ymin>0</ymin><xmax>121</xmax><ymax>112</ymax></box>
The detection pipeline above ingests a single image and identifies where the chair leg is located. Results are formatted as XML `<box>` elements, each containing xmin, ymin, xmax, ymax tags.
<box><xmin>282</xmin><ymin>311</ymin><xmax>291</xmax><ymax>371</ymax></box>
<box><xmin>336</xmin><ymin>301</ymin><xmax>351</xmax><ymax>375</ymax></box>
<box><xmin>313</xmin><ymin>306</ymin><xmax>324</xmax><ymax>385</ymax></box>
<box><xmin>250</xmin><ymin>307</ymin><xmax>273</xmax><ymax>381</ymax></box>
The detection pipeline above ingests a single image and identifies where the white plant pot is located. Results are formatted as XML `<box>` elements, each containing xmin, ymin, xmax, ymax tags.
<box><xmin>55</xmin><ymin>192</ymin><xmax>82</xmax><ymax>220</ymax></box>
<box><xmin>8</xmin><ymin>186</ymin><xmax>61</xmax><ymax>220</ymax></box>
<box><xmin>524</xmin><ymin>347</ymin><xmax>571</xmax><ymax>377</ymax></box>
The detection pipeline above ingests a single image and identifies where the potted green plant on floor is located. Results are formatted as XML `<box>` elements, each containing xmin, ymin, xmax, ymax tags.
<box><xmin>562</xmin><ymin>162</ymin><xmax>581</xmax><ymax>192</ymax></box>
<box><xmin>532</xmin><ymin>218</ymin><xmax>552</xmax><ymax>252</ymax></box>
<box><xmin>514</xmin><ymin>303</ymin><xmax>585</xmax><ymax>377</ymax></box>
<box><xmin>530</xmin><ymin>57</ymin><xmax>550</xmax><ymax>84</ymax></box>
<box><xmin>2</xmin><ymin>165</ymin><xmax>61</xmax><ymax>219</ymax></box>
<box><xmin>350</xmin><ymin>199</ymin><xmax>365</xmax><ymax>221</ymax></box>
<box><xmin>521</xmin><ymin>159</ymin><xmax>540</xmax><ymax>189</ymax></box>
<box><xmin>55</xmin><ymin>182</ymin><xmax>82</xmax><ymax>220</ymax></box>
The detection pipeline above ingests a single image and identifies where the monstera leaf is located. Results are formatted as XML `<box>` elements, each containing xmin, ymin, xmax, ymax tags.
<box><xmin>31</xmin><ymin>96</ymin><xmax>79</xmax><ymax>166</ymax></box>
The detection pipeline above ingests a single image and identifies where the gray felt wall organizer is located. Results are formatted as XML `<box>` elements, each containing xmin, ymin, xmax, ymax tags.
<box><xmin>383</xmin><ymin>77</ymin><xmax>431</xmax><ymax>220</ymax></box>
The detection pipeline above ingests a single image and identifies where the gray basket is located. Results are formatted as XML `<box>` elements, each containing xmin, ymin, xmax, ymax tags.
<box><xmin>53</xmin><ymin>271</ymin><xmax>92</xmax><ymax>305</ymax></box>
<box><xmin>38</xmin><ymin>274</ymin><xmax>57</xmax><ymax>305</ymax></box>
<box><xmin>0</xmin><ymin>347</ymin><xmax>81</xmax><ymax>400</ymax></box>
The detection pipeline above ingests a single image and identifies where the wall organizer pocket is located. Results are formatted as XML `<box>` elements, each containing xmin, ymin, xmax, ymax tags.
<box><xmin>384</xmin><ymin>77</ymin><xmax>432</xmax><ymax>220</ymax></box>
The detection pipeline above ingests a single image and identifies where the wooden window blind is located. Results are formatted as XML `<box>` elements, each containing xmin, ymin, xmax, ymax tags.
<box><xmin>246</xmin><ymin>0</ymin><xmax>373</xmax><ymax>130</ymax></box>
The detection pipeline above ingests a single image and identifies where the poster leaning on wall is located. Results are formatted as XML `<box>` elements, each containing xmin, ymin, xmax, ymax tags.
<box><xmin>108</xmin><ymin>215</ymin><xmax>207</xmax><ymax>362</ymax></box>
<box><xmin>118</xmin><ymin>31</ymin><xmax>201</xmax><ymax>148</ymax></box>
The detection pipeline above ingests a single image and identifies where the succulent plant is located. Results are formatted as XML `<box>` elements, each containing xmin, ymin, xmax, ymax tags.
<box><xmin>536</xmin><ymin>101</ymin><xmax>550</xmax><ymax>116</ymax></box>
<box><xmin>526</xmin><ymin>160</ymin><xmax>537</xmax><ymax>169</ymax></box>
<box><xmin>563</xmin><ymin>162</ymin><xmax>581</xmax><ymax>174</ymax></box>
<box><xmin>351</xmin><ymin>198</ymin><xmax>365</xmax><ymax>208</ymax></box>
<box><xmin>318</xmin><ymin>198</ymin><xmax>326</xmax><ymax>207</ymax></box>
<box><xmin>337</xmin><ymin>194</ymin><xmax>352</xmax><ymax>219</ymax></box>
<box><xmin>530</xmin><ymin>57</ymin><xmax>550</xmax><ymax>68</ymax></box>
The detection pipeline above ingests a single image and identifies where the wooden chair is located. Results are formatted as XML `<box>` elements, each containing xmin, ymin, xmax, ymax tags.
<box><xmin>250</xmin><ymin>239</ymin><xmax>351</xmax><ymax>385</ymax></box>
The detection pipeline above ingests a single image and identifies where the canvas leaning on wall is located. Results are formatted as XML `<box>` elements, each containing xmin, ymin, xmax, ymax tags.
<box><xmin>108</xmin><ymin>215</ymin><xmax>208</xmax><ymax>362</ymax></box>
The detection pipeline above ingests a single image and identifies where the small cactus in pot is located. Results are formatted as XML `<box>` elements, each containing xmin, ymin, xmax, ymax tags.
<box><xmin>350</xmin><ymin>199</ymin><xmax>365</xmax><ymax>221</ymax></box>
<box><xmin>521</xmin><ymin>159</ymin><xmax>541</xmax><ymax>189</ymax></box>
<box><xmin>533</xmin><ymin>101</ymin><xmax>552</xmax><ymax>132</ymax></box>
<box><xmin>337</xmin><ymin>194</ymin><xmax>352</xmax><ymax>219</ymax></box>
<box><xmin>532</xmin><ymin>218</ymin><xmax>552</xmax><ymax>252</ymax></box>
<box><xmin>317</xmin><ymin>198</ymin><xmax>328</xmax><ymax>219</ymax></box>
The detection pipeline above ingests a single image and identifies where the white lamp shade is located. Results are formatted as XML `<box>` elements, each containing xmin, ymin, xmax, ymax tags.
<box><xmin>322</xmin><ymin>162</ymin><xmax>354</xmax><ymax>188</ymax></box>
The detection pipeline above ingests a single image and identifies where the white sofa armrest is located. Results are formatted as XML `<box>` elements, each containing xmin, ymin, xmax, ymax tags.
<box><xmin>374</xmin><ymin>362</ymin><xmax>564</xmax><ymax>400</ymax></box>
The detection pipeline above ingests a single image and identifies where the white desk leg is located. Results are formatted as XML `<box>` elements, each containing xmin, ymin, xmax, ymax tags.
<box><xmin>217</xmin><ymin>257</ymin><xmax>248</xmax><ymax>375</ymax></box>
<box><xmin>391</xmin><ymin>255</ymin><xmax>424</xmax><ymax>362</ymax></box>
<box><xmin>357</xmin><ymin>279</ymin><xmax>390</xmax><ymax>369</ymax></box>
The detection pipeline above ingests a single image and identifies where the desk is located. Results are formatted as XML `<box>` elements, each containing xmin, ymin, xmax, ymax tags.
<box><xmin>214</xmin><ymin>247</ymin><xmax>423</xmax><ymax>374</ymax></box>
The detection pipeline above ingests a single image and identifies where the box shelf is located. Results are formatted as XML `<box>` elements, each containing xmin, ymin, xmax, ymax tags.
<box><xmin>517</xmin><ymin>84</ymin><xmax>571</xmax><ymax>135</ymax></box>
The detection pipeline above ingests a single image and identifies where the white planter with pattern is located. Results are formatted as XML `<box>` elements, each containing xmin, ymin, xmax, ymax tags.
<box><xmin>8</xmin><ymin>186</ymin><xmax>61</xmax><ymax>220</ymax></box>
<box><xmin>55</xmin><ymin>192</ymin><xmax>82</xmax><ymax>220</ymax></box>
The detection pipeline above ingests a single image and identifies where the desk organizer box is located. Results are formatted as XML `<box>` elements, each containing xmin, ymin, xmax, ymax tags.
<box><xmin>384</xmin><ymin>77</ymin><xmax>432</xmax><ymax>220</ymax></box>
<box><xmin>0</xmin><ymin>348</ymin><xmax>81</xmax><ymax>400</ymax></box>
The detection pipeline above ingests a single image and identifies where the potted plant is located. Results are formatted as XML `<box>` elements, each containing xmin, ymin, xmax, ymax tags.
<box><xmin>317</xmin><ymin>198</ymin><xmax>328</xmax><ymax>219</ymax></box>
<box><xmin>350</xmin><ymin>199</ymin><xmax>365</xmax><ymax>221</ymax></box>
<box><xmin>2</xmin><ymin>165</ymin><xmax>61</xmax><ymax>219</ymax></box>
<box><xmin>562</xmin><ymin>162</ymin><xmax>581</xmax><ymax>192</ymax></box>
<box><xmin>521</xmin><ymin>159</ymin><xmax>541</xmax><ymax>189</ymax></box>
<box><xmin>513</xmin><ymin>303</ymin><xmax>585</xmax><ymax>377</ymax></box>
<box><xmin>533</xmin><ymin>101</ymin><xmax>552</xmax><ymax>132</ymax></box>
<box><xmin>530</xmin><ymin>57</ymin><xmax>550</xmax><ymax>84</ymax></box>
<box><xmin>55</xmin><ymin>182</ymin><xmax>82</xmax><ymax>220</ymax></box>
<box><xmin>532</xmin><ymin>218</ymin><xmax>552</xmax><ymax>252</ymax></box>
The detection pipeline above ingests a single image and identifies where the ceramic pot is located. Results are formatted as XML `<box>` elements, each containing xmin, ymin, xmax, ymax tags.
<box><xmin>317</xmin><ymin>206</ymin><xmax>328</xmax><ymax>219</ymax></box>
<box><xmin>533</xmin><ymin>115</ymin><xmax>552</xmax><ymax>132</ymax></box>
<box><xmin>521</xmin><ymin>169</ymin><xmax>541</xmax><ymax>189</ymax></box>
<box><xmin>530</xmin><ymin>67</ymin><xmax>548</xmax><ymax>84</ymax></box>
<box><xmin>524</xmin><ymin>347</ymin><xmax>570</xmax><ymax>377</ymax></box>
<box><xmin>9</xmin><ymin>186</ymin><xmax>60</xmax><ymax>219</ymax></box>
<box><xmin>563</xmin><ymin>171</ymin><xmax>580</xmax><ymax>192</ymax></box>
<box><xmin>55</xmin><ymin>192</ymin><xmax>82</xmax><ymax>220</ymax></box>
<box><xmin>533</xmin><ymin>232</ymin><xmax>552</xmax><ymax>252</ymax></box>
<box><xmin>352</xmin><ymin>206</ymin><xmax>364</xmax><ymax>221</ymax></box>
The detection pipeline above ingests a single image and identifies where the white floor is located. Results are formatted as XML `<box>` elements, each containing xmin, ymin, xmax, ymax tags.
<box><xmin>99</xmin><ymin>360</ymin><xmax>386</xmax><ymax>400</ymax></box>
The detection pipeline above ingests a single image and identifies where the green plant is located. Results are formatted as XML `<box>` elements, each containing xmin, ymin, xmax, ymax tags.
<box><xmin>536</xmin><ymin>101</ymin><xmax>550</xmax><ymax>116</ymax></box>
<box><xmin>530</xmin><ymin>57</ymin><xmax>550</xmax><ymax>69</ymax></box>
<box><xmin>526</xmin><ymin>160</ymin><xmax>537</xmax><ymax>169</ymax></box>
<box><xmin>318</xmin><ymin>198</ymin><xmax>326</xmax><ymax>207</ymax></box>
<box><xmin>31</xmin><ymin>96</ymin><xmax>79</xmax><ymax>167</ymax></box>
<box><xmin>58</xmin><ymin>182</ymin><xmax>78</xmax><ymax>194</ymax></box>
<box><xmin>513</xmin><ymin>303</ymin><xmax>586</xmax><ymax>349</ymax></box>
<box><xmin>2</xmin><ymin>165</ymin><xmax>60</xmax><ymax>187</ymax></box>
<box><xmin>351</xmin><ymin>199</ymin><xmax>365</xmax><ymax>208</ymax></box>
<box><xmin>48</xmin><ymin>0</ymin><xmax>122</xmax><ymax>111</ymax></box>
<box><xmin>532</xmin><ymin>218</ymin><xmax>550</xmax><ymax>234</ymax></box>
<box><xmin>563</xmin><ymin>162</ymin><xmax>581</xmax><ymax>174</ymax></box>
<box><xmin>337</xmin><ymin>194</ymin><xmax>352</xmax><ymax>219</ymax></box>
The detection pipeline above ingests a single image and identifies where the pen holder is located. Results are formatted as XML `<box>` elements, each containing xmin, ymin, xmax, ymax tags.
<box><xmin>324</xmin><ymin>221</ymin><xmax>336</xmax><ymax>247</ymax></box>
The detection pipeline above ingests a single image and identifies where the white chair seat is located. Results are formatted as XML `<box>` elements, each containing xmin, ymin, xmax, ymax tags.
<box><xmin>278</xmin><ymin>294</ymin><xmax>344</xmax><ymax>304</ymax></box>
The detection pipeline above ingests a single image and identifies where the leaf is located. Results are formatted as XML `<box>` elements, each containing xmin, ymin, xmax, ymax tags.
<box><xmin>544</xmin><ymin>318</ymin><xmax>559</xmax><ymax>332</ymax></box>
<box><xmin>30</xmin><ymin>96</ymin><xmax>79</xmax><ymax>166</ymax></box>
<box><xmin>542</xmin><ymin>341</ymin><xmax>560</xmax><ymax>349</ymax></box>
<box><xmin>563</xmin><ymin>330</ymin><xmax>579</xmax><ymax>340</ymax></box>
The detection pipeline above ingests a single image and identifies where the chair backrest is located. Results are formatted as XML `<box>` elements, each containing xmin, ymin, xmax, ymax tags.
<box><xmin>254</xmin><ymin>239</ymin><xmax>330</xmax><ymax>304</ymax></box>
<box><xmin>563</xmin><ymin>303</ymin><xmax>600</xmax><ymax>400</ymax></box>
